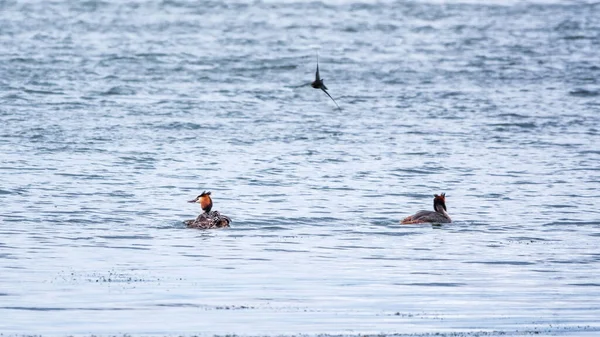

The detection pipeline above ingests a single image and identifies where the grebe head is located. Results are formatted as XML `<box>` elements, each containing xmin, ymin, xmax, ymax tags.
<box><xmin>188</xmin><ymin>191</ymin><xmax>213</xmax><ymax>213</ymax></box>
<box><xmin>433</xmin><ymin>193</ymin><xmax>447</xmax><ymax>212</ymax></box>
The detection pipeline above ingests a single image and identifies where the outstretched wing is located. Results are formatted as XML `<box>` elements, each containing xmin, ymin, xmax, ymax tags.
<box><xmin>321</xmin><ymin>88</ymin><xmax>341</xmax><ymax>111</ymax></box>
<box><xmin>315</xmin><ymin>56</ymin><xmax>321</xmax><ymax>82</ymax></box>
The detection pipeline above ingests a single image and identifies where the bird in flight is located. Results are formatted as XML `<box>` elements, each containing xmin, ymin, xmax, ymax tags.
<box><xmin>311</xmin><ymin>53</ymin><xmax>341</xmax><ymax>111</ymax></box>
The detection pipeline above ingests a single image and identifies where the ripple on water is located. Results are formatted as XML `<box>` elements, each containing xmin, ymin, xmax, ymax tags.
<box><xmin>570</xmin><ymin>89</ymin><xmax>600</xmax><ymax>97</ymax></box>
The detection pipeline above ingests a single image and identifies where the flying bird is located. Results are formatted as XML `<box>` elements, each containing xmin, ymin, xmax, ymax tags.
<box><xmin>311</xmin><ymin>53</ymin><xmax>341</xmax><ymax>111</ymax></box>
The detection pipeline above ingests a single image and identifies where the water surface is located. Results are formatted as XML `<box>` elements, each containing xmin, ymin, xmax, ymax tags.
<box><xmin>1</xmin><ymin>0</ymin><xmax>600</xmax><ymax>335</ymax></box>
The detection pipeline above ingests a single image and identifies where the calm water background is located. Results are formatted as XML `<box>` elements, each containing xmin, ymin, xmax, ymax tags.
<box><xmin>1</xmin><ymin>0</ymin><xmax>600</xmax><ymax>335</ymax></box>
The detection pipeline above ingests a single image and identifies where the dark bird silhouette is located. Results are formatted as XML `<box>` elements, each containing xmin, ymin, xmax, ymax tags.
<box><xmin>311</xmin><ymin>53</ymin><xmax>341</xmax><ymax>111</ymax></box>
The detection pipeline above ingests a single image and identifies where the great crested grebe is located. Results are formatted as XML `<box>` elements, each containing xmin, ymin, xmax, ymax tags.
<box><xmin>311</xmin><ymin>53</ymin><xmax>341</xmax><ymax>111</ymax></box>
<box><xmin>401</xmin><ymin>193</ymin><xmax>452</xmax><ymax>224</ymax></box>
<box><xmin>184</xmin><ymin>191</ymin><xmax>231</xmax><ymax>229</ymax></box>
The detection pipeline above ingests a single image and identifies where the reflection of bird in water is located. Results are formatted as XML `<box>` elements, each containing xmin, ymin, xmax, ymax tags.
<box><xmin>311</xmin><ymin>53</ymin><xmax>341</xmax><ymax>111</ymax></box>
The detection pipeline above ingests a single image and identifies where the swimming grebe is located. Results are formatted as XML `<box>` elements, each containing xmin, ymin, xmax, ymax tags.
<box><xmin>184</xmin><ymin>191</ymin><xmax>231</xmax><ymax>229</ymax></box>
<box><xmin>311</xmin><ymin>53</ymin><xmax>341</xmax><ymax>111</ymax></box>
<box><xmin>401</xmin><ymin>193</ymin><xmax>452</xmax><ymax>224</ymax></box>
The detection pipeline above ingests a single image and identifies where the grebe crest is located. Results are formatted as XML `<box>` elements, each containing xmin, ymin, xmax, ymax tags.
<box><xmin>188</xmin><ymin>191</ymin><xmax>213</xmax><ymax>213</ymax></box>
<box><xmin>433</xmin><ymin>193</ymin><xmax>447</xmax><ymax>212</ymax></box>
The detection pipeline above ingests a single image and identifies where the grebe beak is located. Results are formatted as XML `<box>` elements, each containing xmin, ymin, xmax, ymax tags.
<box><xmin>188</xmin><ymin>199</ymin><xmax>197</xmax><ymax>203</ymax></box>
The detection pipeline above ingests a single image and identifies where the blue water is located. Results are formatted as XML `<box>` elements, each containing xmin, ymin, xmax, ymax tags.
<box><xmin>1</xmin><ymin>0</ymin><xmax>600</xmax><ymax>336</ymax></box>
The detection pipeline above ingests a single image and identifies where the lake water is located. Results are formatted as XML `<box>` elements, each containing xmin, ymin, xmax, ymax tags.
<box><xmin>1</xmin><ymin>0</ymin><xmax>599</xmax><ymax>336</ymax></box>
